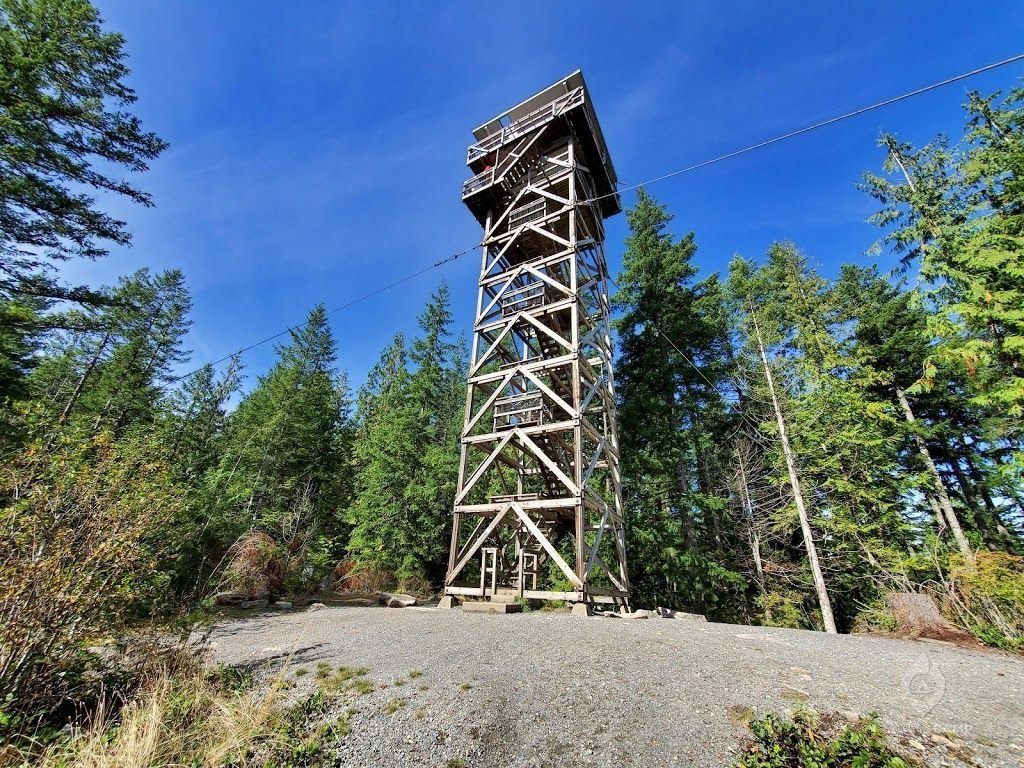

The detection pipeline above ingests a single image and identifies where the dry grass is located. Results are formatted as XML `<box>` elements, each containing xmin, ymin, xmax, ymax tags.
<box><xmin>36</xmin><ymin>665</ymin><xmax>289</xmax><ymax>768</ymax></box>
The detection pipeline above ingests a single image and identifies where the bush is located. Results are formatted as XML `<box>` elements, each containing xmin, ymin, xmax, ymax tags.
<box><xmin>221</xmin><ymin>530</ymin><xmax>286</xmax><ymax>597</ymax></box>
<box><xmin>734</xmin><ymin>708</ymin><xmax>913</xmax><ymax>768</ymax></box>
<box><xmin>756</xmin><ymin>590</ymin><xmax>807</xmax><ymax>629</ymax></box>
<box><xmin>0</xmin><ymin>431</ymin><xmax>182</xmax><ymax>737</ymax></box>
<box><xmin>940</xmin><ymin>551</ymin><xmax>1024</xmax><ymax>652</ymax></box>
<box><xmin>852</xmin><ymin>600</ymin><xmax>899</xmax><ymax>634</ymax></box>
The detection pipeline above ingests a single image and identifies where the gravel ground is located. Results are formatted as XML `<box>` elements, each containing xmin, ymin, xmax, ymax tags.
<box><xmin>206</xmin><ymin>606</ymin><xmax>1024</xmax><ymax>768</ymax></box>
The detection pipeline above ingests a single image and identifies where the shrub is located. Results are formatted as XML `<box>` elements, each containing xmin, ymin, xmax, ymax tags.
<box><xmin>0</xmin><ymin>432</ymin><xmax>181</xmax><ymax>738</ymax></box>
<box><xmin>755</xmin><ymin>590</ymin><xmax>806</xmax><ymax>629</ymax></box>
<box><xmin>940</xmin><ymin>551</ymin><xmax>1024</xmax><ymax>652</ymax></box>
<box><xmin>734</xmin><ymin>708</ymin><xmax>913</xmax><ymax>768</ymax></box>
<box><xmin>221</xmin><ymin>530</ymin><xmax>285</xmax><ymax>597</ymax></box>
<box><xmin>853</xmin><ymin>600</ymin><xmax>899</xmax><ymax>634</ymax></box>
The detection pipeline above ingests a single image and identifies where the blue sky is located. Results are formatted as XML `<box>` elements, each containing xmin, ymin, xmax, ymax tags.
<box><xmin>75</xmin><ymin>1</ymin><xmax>1024</xmax><ymax>392</ymax></box>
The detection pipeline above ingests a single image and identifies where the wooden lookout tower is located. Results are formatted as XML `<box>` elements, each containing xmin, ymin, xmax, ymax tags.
<box><xmin>444</xmin><ymin>71</ymin><xmax>630</xmax><ymax>611</ymax></box>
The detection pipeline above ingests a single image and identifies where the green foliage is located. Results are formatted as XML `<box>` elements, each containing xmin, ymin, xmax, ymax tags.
<box><xmin>212</xmin><ymin>304</ymin><xmax>353</xmax><ymax>593</ymax></box>
<box><xmin>613</xmin><ymin>188</ymin><xmax>745</xmax><ymax>616</ymax></box>
<box><xmin>0</xmin><ymin>428</ymin><xmax>183</xmax><ymax>734</ymax></box>
<box><xmin>943</xmin><ymin>551</ymin><xmax>1024</xmax><ymax>651</ymax></box>
<box><xmin>734</xmin><ymin>708</ymin><xmax>912</xmax><ymax>768</ymax></box>
<box><xmin>346</xmin><ymin>284</ymin><xmax>465</xmax><ymax>585</ymax></box>
<box><xmin>0</xmin><ymin>0</ymin><xmax>167</xmax><ymax>303</ymax></box>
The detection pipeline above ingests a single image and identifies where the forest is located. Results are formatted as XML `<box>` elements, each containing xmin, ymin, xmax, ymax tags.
<box><xmin>0</xmin><ymin>0</ymin><xmax>1022</xmax><ymax>762</ymax></box>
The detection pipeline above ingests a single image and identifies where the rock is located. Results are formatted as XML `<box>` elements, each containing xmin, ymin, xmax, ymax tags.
<box><xmin>838</xmin><ymin>709</ymin><xmax>861</xmax><ymax>722</ymax></box>
<box><xmin>269</xmin><ymin>601</ymin><xmax>292</xmax><ymax>610</ymax></box>
<box><xmin>214</xmin><ymin>591</ymin><xmax>245</xmax><ymax>606</ymax></box>
<box><xmin>239</xmin><ymin>599</ymin><xmax>268</xmax><ymax>610</ymax></box>
<box><xmin>379</xmin><ymin>593</ymin><xmax>417</xmax><ymax>608</ymax></box>
<box><xmin>930</xmin><ymin>733</ymin><xmax>957</xmax><ymax>748</ymax></box>
<box><xmin>674</xmin><ymin>612</ymin><xmax>707</xmax><ymax>622</ymax></box>
<box><xmin>620</xmin><ymin>609</ymin><xmax>651</xmax><ymax>620</ymax></box>
<box><xmin>908</xmin><ymin>740</ymin><xmax>928</xmax><ymax>752</ymax></box>
<box><xmin>307</xmin><ymin>602</ymin><xmax>327</xmax><ymax>612</ymax></box>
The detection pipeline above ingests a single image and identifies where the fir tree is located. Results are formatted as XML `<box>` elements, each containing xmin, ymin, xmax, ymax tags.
<box><xmin>0</xmin><ymin>0</ymin><xmax>167</xmax><ymax>306</ymax></box>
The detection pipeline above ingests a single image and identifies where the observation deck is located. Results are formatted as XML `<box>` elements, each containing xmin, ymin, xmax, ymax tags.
<box><xmin>461</xmin><ymin>70</ymin><xmax>621</xmax><ymax>224</ymax></box>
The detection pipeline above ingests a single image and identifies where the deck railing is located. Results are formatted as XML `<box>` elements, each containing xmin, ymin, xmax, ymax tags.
<box><xmin>493</xmin><ymin>392</ymin><xmax>544</xmax><ymax>430</ymax></box>
<box><xmin>466</xmin><ymin>87</ymin><xmax>584</xmax><ymax>165</ymax></box>
<box><xmin>501</xmin><ymin>280</ymin><xmax>546</xmax><ymax>317</ymax></box>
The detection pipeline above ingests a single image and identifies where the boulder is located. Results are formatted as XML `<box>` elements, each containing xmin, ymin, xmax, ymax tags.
<box><xmin>379</xmin><ymin>592</ymin><xmax>417</xmax><ymax>608</ymax></box>
<box><xmin>239</xmin><ymin>598</ymin><xmax>268</xmax><ymax>610</ymax></box>
<box><xmin>214</xmin><ymin>591</ymin><xmax>246</xmax><ymax>607</ymax></box>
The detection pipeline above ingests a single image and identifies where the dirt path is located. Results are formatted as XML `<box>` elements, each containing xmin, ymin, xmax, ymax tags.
<box><xmin>206</xmin><ymin>606</ymin><xmax>1024</xmax><ymax>767</ymax></box>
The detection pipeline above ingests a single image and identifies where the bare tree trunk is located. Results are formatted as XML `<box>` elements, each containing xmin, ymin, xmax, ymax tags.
<box><xmin>751</xmin><ymin>309</ymin><xmax>837</xmax><ymax>634</ymax></box>
<box><xmin>895</xmin><ymin>388</ymin><xmax>972</xmax><ymax>557</ymax></box>
<box><xmin>736</xmin><ymin>449</ymin><xmax>766</xmax><ymax>594</ymax></box>
<box><xmin>57</xmin><ymin>333</ymin><xmax>111</xmax><ymax>427</ymax></box>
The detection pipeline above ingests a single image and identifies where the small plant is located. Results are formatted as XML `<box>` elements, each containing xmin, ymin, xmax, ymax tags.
<box><xmin>459</xmin><ymin>681</ymin><xmax>473</xmax><ymax>691</ymax></box>
<box><xmin>385</xmin><ymin>697</ymin><xmax>409</xmax><ymax>714</ymax></box>
<box><xmin>350</xmin><ymin>678</ymin><xmax>376</xmax><ymax>695</ymax></box>
<box><xmin>415</xmin><ymin>708</ymin><xmax>427</xmax><ymax>720</ymax></box>
<box><xmin>408</xmin><ymin>669</ymin><xmax>424</xmax><ymax>679</ymax></box>
<box><xmin>417</xmin><ymin>683</ymin><xmax>430</xmax><ymax>692</ymax></box>
<box><xmin>208</xmin><ymin>663</ymin><xmax>255</xmax><ymax>694</ymax></box>
<box><xmin>315</xmin><ymin>661</ymin><xmax>333</xmax><ymax>679</ymax></box>
<box><xmin>733</xmin><ymin>707</ymin><xmax>914</xmax><ymax>768</ymax></box>
<box><xmin>394</xmin><ymin>678</ymin><xmax>406</xmax><ymax>686</ymax></box>
<box><xmin>294</xmin><ymin>666</ymin><xmax>309</xmax><ymax>677</ymax></box>
<box><xmin>447</xmin><ymin>759</ymin><xmax>467</xmax><ymax>768</ymax></box>
<box><xmin>727</xmin><ymin>704</ymin><xmax>755</xmax><ymax>726</ymax></box>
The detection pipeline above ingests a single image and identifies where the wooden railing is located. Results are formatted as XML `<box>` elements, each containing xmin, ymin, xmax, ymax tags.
<box><xmin>466</xmin><ymin>87</ymin><xmax>584</xmax><ymax>164</ymax></box>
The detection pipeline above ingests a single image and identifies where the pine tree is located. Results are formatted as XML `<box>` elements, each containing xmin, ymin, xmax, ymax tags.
<box><xmin>27</xmin><ymin>268</ymin><xmax>191</xmax><ymax>435</ymax></box>
<box><xmin>346</xmin><ymin>332</ymin><xmax>418</xmax><ymax>577</ymax></box>
<box><xmin>346</xmin><ymin>285</ymin><xmax>465</xmax><ymax>585</ymax></box>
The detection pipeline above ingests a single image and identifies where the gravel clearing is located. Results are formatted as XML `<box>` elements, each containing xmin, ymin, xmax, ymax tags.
<box><xmin>206</xmin><ymin>606</ymin><xmax>1024</xmax><ymax>767</ymax></box>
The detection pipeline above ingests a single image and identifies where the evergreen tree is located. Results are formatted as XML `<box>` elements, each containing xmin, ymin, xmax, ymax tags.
<box><xmin>216</xmin><ymin>305</ymin><xmax>351</xmax><ymax>579</ymax></box>
<box><xmin>346</xmin><ymin>332</ymin><xmax>417</xmax><ymax>577</ymax></box>
<box><xmin>0</xmin><ymin>0</ymin><xmax>167</xmax><ymax>306</ymax></box>
<box><xmin>27</xmin><ymin>268</ymin><xmax>192</xmax><ymax>435</ymax></box>
<box><xmin>612</xmin><ymin>188</ymin><xmax>743</xmax><ymax>615</ymax></box>
<box><xmin>346</xmin><ymin>284</ymin><xmax>465</xmax><ymax>585</ymax></box>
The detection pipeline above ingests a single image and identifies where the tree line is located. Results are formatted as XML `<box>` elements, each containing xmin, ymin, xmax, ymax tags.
<box><xmin>614</xmin><ymin>86</ymin><xmax>1023</xmax><ymax>639</ymax></box>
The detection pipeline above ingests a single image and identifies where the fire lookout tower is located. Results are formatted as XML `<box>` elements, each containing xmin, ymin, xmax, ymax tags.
<box><xmin>444</xmin><ymin>71</ymin><xmax>630</xmax><ymax>611</ymax></box>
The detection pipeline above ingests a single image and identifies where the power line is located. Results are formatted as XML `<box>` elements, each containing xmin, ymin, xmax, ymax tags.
<box><xmin>173</xmin><ymin>247</ymin><xmax>472</xmax><ymax>382</ymax></box>
<box><xmin>586</xmin><ymin>52</ymin><xmax>1024</xmax><ymax>205</ymax></box>
<box><xmin>176</xmin><ymin>53</ymin><xmax>1024</xmax><ymax>383</ymax></box>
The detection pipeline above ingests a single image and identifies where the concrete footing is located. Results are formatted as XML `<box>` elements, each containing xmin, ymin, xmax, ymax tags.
<box><xmin>570</xmin><ymin>602</ymin><xmax>592</xmax><ymax>617</ymax></box>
